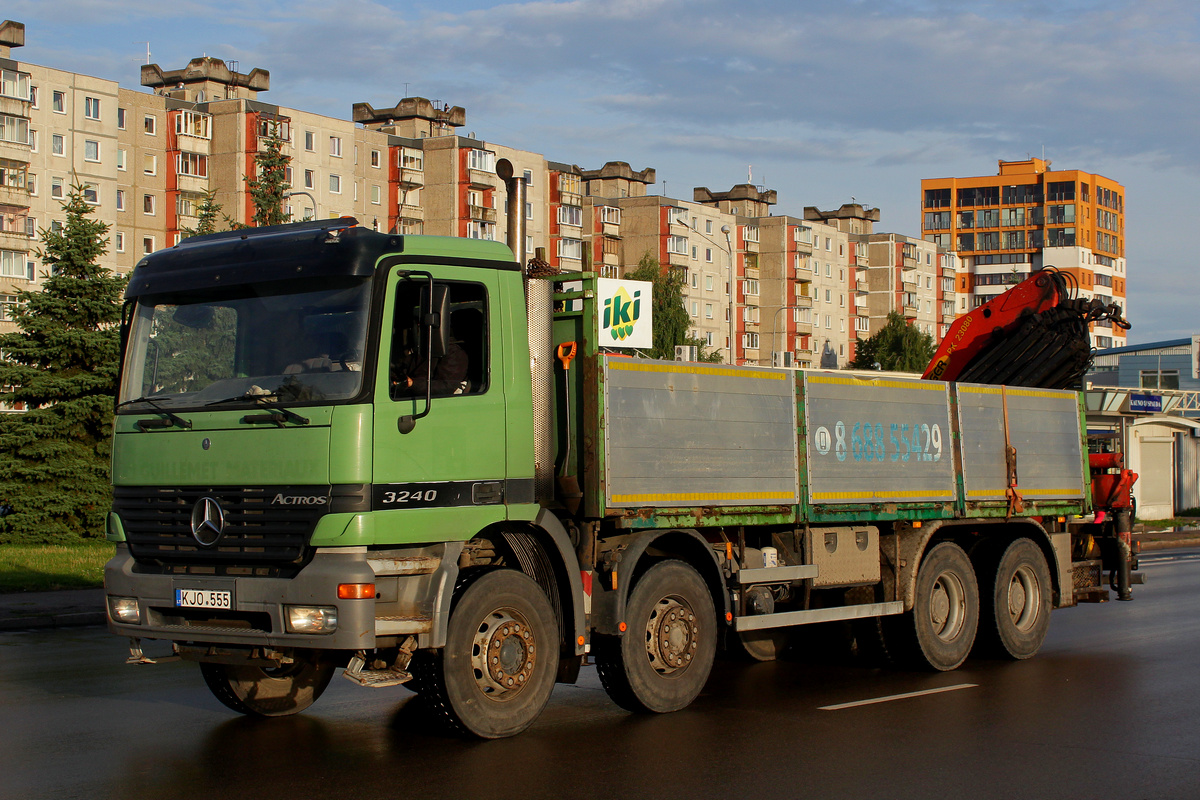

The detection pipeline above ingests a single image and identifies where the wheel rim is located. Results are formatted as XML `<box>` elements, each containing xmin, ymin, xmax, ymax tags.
<box><xmin>470</xmin><ymin>607</ymin><xmax>537</xmax><ymax>700</ymax></box>
<box><xmin>1007</xmin><ymin>564</ymin><xmax>1042</xmax><ymax>632</ymax></box>
<box><xmin>928</xmin><ymin>570</ymin><xmax>967</xmax><ymax>642</ymax></box>
<box><xmin>644</xmin><ymin>594</ymin><xmax>699</xmax><ymax>675</ymax></box>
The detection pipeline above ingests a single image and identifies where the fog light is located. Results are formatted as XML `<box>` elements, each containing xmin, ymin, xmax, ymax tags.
<box><xmin>285</xmin><ymin>605</ymin><xmax>338</xmax><ymax>634</ymax></box>
<box><xmin>108</xmin><ymin>596</ymin><xmax>140</xmax><ymax>624</ymax></box>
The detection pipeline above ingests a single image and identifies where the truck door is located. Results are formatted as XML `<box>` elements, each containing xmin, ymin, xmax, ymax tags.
<box><xmin>371</xmin><ymin>267</ymin><xmax>509</xmax><ymax>544</ymax></box>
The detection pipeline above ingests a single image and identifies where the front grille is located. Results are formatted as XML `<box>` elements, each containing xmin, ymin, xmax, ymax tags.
<box><xmin>115</xmin><ymin>485</ymin><xmax>330</xmax><ymax>566</ymax></box>
<box><xmin>1072</xmin><ymin>559</ymin><xmax>1103</xmax><ymax>591</ymax></box>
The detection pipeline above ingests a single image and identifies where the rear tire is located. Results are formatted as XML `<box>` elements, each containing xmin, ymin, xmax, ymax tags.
<box><xmin>200</xmin><ymin>653</ymin><xmax>335</xmax><ymax>717</ymax></box>
<box><xmin>415</xmin><ymin>569</ymin><xmax>559</xmax><ymax>739</ymax></box>
<box><xmin>887</xmin><ymin>542</ymin><xmax>979</xmax><ymax>671</ymax></box>
<box><xmin>978</xmin><ymin>538</ymin><xmax>1052</xmax><ymax>659</ymax></box>
<box><xmin>736</xmin><ymin>629</ymin><xmax>791</xmax><ymax>662</ymax></box>
<box><xmin>595</xmin><ymin>560</ymin><xmax>716</xmax><ymax>713</ymax></box>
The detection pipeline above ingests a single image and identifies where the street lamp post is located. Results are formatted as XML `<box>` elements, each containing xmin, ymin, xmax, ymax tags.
<box><xmin>283</xmin><ymin>190</ymin><xmax>317</xmax><ymax>221</ymax></box>
<box><xmin>770</xmin><ymin>304</ymin><xmax>810</xmax><ymax>366</ymax></box>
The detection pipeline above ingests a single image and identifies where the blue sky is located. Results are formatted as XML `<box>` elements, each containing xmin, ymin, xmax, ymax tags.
<box><xmin>7</xmin><ymin>0</ymin><xmax>1198</xmax><ymax>344</ymax></box>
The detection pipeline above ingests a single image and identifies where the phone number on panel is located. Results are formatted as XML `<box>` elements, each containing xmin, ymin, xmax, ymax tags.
<box><xmin>812</xmin><ymin>421</ymin><xmax>943</xmax><ymax>463</ymax></box>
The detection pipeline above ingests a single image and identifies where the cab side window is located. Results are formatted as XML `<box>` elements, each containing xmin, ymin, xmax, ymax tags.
<box><xmin>390</xmin><ymin>281</ymin><xmax>488</xmax><ymax>399</ymax></box>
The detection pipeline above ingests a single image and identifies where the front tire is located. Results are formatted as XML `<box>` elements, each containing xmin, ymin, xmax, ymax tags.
<box><xmin>200</xmin><ymin>653</ymin><xmax>335</xmax><ymax>717</ymax></box>
<box><xmin>978</xmin><ymin>538</ymin><xmax>1052</xmax><ymax>659</ymax></box>
<box><xmin>888</xmin><ymin>542</ymin><xmax>979</xmax><ymax>671</ymax></box>
<box><xmin>595</xmin><ymin>560</ymin><xmax>717</xmax><ymax>713</ymax></box>
<box><xmin>416</xmin><ymin>569</ymin><xmax>559</xmax><ymax>739</ymax></box>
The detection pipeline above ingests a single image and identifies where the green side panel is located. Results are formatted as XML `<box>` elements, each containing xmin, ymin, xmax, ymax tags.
<box><xmin>329</xmin><ymin>404</ymin><xmax>373</xmax><ymax>484</ymax></box>
<box><xmin>371</xmin><ymin>506</ymin><xmax>509</xmax><ymax>546</ymax></box>
<box><xmin>502</xmin><ymin>271</ymin><xmax>536</xmax><ymax>497</ymax></box>
<box><xmin>112</xmin><ymin>424</ymin><xmax>332</xmax><ymax>485</ymax></box>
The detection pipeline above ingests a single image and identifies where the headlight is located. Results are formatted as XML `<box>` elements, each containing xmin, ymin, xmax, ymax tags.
<box><xmin>285</xmin><ymin>605</ymin><xmax>338</xmax><ymax>634</ymax></box>
<box><xmin>108</xmin><ymin>596</ymin><xmax>140</xmax><ymax>624</ymax></box>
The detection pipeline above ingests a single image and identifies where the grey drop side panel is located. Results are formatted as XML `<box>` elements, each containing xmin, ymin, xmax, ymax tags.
<box><xmin>956</xmin><ymin>384</ymin><xmax>1085</xmax><ymax>501</ymax></box>
<box><xmin>804</xmin><ymin>374</ymin><xmax>956</xmax><ymax>505</ymax></box>
<box><xmin>603</xmin><ymin>358</ymin><xmax>799</xmax><ymax>508</ymax></box>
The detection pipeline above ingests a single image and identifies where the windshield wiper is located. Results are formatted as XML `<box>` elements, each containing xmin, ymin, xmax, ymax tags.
<box><xmin>116</xmin><ymin>396</ymin><xmax>192</xmax><ymax>431</ymax></box>
<box><xmin>206</xmin><ymin>389</ymin><xmax>310</xmax><ymax>426</ymax></box>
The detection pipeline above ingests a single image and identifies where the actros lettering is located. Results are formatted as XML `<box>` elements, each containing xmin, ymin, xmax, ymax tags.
<box><xmin>270</xmin><ymin>494</ymin><xmax>329</xmax><ymax>506</ymax></box>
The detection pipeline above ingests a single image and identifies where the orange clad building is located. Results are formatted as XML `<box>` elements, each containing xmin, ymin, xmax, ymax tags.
<box><xmin>921</xmin><ymin>158</ymin><xmax>1127</xmax><ymax>348</ymax></box>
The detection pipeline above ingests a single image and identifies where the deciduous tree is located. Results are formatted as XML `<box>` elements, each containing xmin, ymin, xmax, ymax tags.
<box><xmin>623</xmin><ymin>252</ymin><xmax>721</xmax><ymax>362</ymax></box>
<box><xmin>850</xmin><ymin>311</ymin><xmax>936</xmax><ymax>373</ymax></box>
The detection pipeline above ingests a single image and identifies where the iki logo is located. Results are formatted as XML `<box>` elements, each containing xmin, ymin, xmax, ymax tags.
<box><xmin>603</xmin><ymin>287</ymin><xmax>641</xmax><ymax>342</ymax></box>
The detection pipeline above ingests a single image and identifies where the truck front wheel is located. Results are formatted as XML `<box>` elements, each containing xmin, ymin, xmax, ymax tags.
<box><xmin>200</xmin><ymin>652</ymin><xmax>335</xmax><ymax>717</ymax></box>
<box><xmin>887</xmin><ymin>541</ymin><xmax>979</xmax><ymax>671</ymax></box>
<box><xmin>978</xmin><ymin>538</ymin><xmax>1052</xmax><ymax>659</ymax></box>
<box><xmin>415</xmin><ymin>569</ymin><xmax>559</xmax><ymax>739</ymax></box>
<box><xmin>595</xmin><ymin>560</ymin><xmax>717</xmax><ymax>713</ymax></box>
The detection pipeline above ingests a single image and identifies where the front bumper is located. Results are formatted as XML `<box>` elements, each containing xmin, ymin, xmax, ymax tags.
<box><xmin>105</xmin><ymin>545</ymin><xmax>380</xmax><ymax>650</ymax></box>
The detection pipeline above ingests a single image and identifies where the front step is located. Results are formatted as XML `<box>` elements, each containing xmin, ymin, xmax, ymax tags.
<box><xmin>342</xmin><ymin>653</ymin><xmax>414</xmax><ymax>688</ymax></box>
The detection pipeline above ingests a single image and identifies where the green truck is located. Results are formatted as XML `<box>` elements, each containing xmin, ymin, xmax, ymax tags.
<box><xmin>105</xmin><ymin>199</ymin><xmax>1140</xmax><ymax>738</ymax></box>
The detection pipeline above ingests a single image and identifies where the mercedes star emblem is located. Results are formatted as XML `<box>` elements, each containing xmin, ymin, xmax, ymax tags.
<box><xmin>191</xmin><ymin>497</ymin><xmax>225</xmax><ymax>547</ymax></box>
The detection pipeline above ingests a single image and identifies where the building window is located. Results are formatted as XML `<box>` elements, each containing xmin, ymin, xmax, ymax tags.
<box><xmin>117</xmin><ymin>108</ymin><xmax>126</xmax><ymax>129</ymax></box>
<box><xmin>705</xmin><ymin>248</ymin><xmax>713</xmax><ymax>263</ymax></box>
<box><xmin>742</xmin><ymin>333</ymin><xmax>760</xmax><ymax>349</ymax></box>
<box><xmin>304</xmin><ymin>131</ymin><xmax>315</xmax><ymax>151</ymax></box>
<box><xmin>0</xmin><ymin>251</ymin><xmax>28</xmax><ymax>278</ymax></box>
<box><xmin>116</xmin><ymin>149</ymin><xmax>126</xmax><ymax>171</ymax></box>
<box><xmin>705</xmin><ymin>303</ymin><xmax>713</xmax><ymax>319</ymax></box>
<box><xmin>175</xmin><ymin>152</ymin><xmax>208</xmax><ymax>177</ymax></box>
<box><xmin>0</xmin><ymin>70</ymin><xmax>29</xmax><ymax>101</ymax></box>
<box><xmin>176</xmin><ymin>110</ymin><xmax>211</xmax><ymax>139</ymax></box>
<box><xmin>401</xmin><ymin>149</ymin><xmax>423</xmax><ymax>171</ymax></box>
<box><xmin>557</xmin><ymin>238</ymin><xmax>582</xmax><ymax>259</ymax></box>
<box><xmin>705</xmin><ymin>219</ymin><xmax>713</xmax><ymax>234</ymax></box>
<box><xmin>467</xmin><ymin>149</ymin><xmax>496</xmax><ymax>173</ymax></box>
<box><xmin>51</xmin><ymin>133</ymin><xmax>64</xmax><ymax>156</ymax></box>
<box><xmin>329</xmin><ymin>136</ymin><xmax>342</xmax><ymax>157</ymax></box>
<box><xmin>114</xmin><ymin>232</ymin><xmax>124</xmax><ymax>252</ymax></box>
<box><xmin>51</xmin><ymin>177</ymin><xmax>63</xmax><ymax>199</ymax></box>
<box><xmin>558</xmin><ymin>205</ymin><xmax>582</xmax><ymax>227</ymax></box>
<box><xmin>143</xmin><ymin>154</ymin><xmax>156</xmax><ymax>175</ymax></box>
<box><xmin>143</xmin><ymin>115</ymin><xmax>156</xmax><ymax>135</ymax></box>
<box><xmin>371</xmin><ymin>184</ymin><xmax>381</xmax><ymax>205</ymax></box>
<box><xmin>705</xmin><ymin>275</ymin><xmax>714</xmax><ymax>291</ymax></box>
<box><xmin>27</xmin><ymin>129</ymin><xmax>37</xmax><ymax>152</ymax></box>
<box><xmin>743</xmin><ymin>279</ymin><xmax>759</xmax><ymax>296</ymax></box>
<box><xmin>143</xmin><ymin>237</ymin><xmax>154</xmax><ymax>255</ymax></box>
<box><xmin>601</xmin><ymin>206</ymin><xmax>621</xmax><ymax>225</ymax></box>
<box><xmin>116</xmin><ymin>189</ymin><xmax>125</xmax><ymax>211</ymax></box>
<box><xmin>84</xmin><ymin>96</ymin><xmax>101</xmax><ymax>120</ymax></box>
<box><xmin>690</xmin><ymin>301</ymin><xmax>699</xmax><ymax>317</ymax></box>
<box><xmin>304</xmin><ymin>169</ymin><xmax>314</xmax><ymax>189</ymax></box>
<box><xmin>1140</xmin><ymin>370</ymin><xmax>1180</xmax><ymax>390</ymax></box>
<box><xmin>82</xmin><ymin>183</ymin><xmax>98</xmax><ymax>204</ymax></box>
<box><xmin>53</xmin><ymin>91</ymin><xmax>65</xmax><ymax>113</ymax></box>
<box><xmin>143</xmin><ymin>194</ymin><xmax>155</xmax><ymax>215</ymax></box>
<box><xmin>666</xmin><ymin>235</ymin><xmax>688</xmax><ymax>255</ymax></box>
<box><xmin>370</xmin><ymin>149</ymin><xmax>380</xmax><ymax>168</ymax></box>
<box><xmin>523</xmin><ymin>169</ymin><xmax>533</xmax><ymax>186</ymax></box>
<box><xmin>329</xmin><ymin>174</ymin><xmax>341</xmax><ymax>194</ymax></box>
<box><xmin>525</xmin><ymin>202</ymin><xmax>533</xmax><ymax>220</ymax></box>
<box><xmin>0</xmin><ymin>114</ymin><xmax>29</xmax><ymax>145</ymax></box>
<box><xmin>84</xmin><ymin>140</ymin><xmax>100</xmax><ymax>162</ymax></box>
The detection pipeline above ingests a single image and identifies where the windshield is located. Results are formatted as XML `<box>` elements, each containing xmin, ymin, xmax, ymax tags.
<box><xmin>119</xmin><ymin>277</ymin><xmax>373</xmax><ymax>410</ymax></box>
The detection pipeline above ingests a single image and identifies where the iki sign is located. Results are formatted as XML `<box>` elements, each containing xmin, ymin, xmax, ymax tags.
<box><xmin>598</xmin><ymin>278</ymin><xmax>653</xmax><ymax>349</ymax></box>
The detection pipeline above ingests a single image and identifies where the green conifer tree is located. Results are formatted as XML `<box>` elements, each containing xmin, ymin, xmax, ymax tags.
<box><xmin>180</xmin><ymin>189</ymin><xmax>224</xmax><ymax>238</ymax></box>
<box><xmin>0</xmin><ymin>186</ymin><xmax>126</xmax><ymax>542</ymax></box>
<box><xmin>623</xmin><ymin>252</ymin><xmax>721</xmax><ymax>362</ymax></box>
<box><xmin>244</xmin><ymin>121</ymin><xmax>291</xmax><ymax>227</ymax></box>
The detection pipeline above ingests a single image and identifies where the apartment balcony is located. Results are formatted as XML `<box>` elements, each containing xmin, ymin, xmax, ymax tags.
<box><xmin>667</xmin><ymin>250</ymin><xmax>689</xmax><ymax>268</ymax></box>
<box><xmin>792</xmin><ymin>320</ymin><xmax>813</xmax><ymax>336</ymax></box>
<box><xmin>559</xmin><ymin>190</ymin><xmax>582</xmax><ymax>208</ymax></box>
<box><xmin>742</xmin><ymin>240</ymin><xmax>759</xmax><ymax>254</ymax></box>
<box><xmin>601</xmin><ymin>251</ymin><xmax>619</xmax><ymax>266</ymax></box>
<box><xmin>901</xmin><ymin>273</ymin><xmax>918</xmax><ymax>287</ymax></box>
<box><xmin>791</xmin><ymin>295</ymin><xmax>813</xmax><ymax>309</ymax></box>
<box><xmin>0</xmin><ymin>183</ymin><xmax>29</xmax><ymax>207</ymax></box>
<box><xmin>176</xmin><ymin>212</ymin><xmax>199</xmax><ymax>231</ymax></box>
<box><xmin>855</xmin><ymin>278</ymin><xmax>869</xmax><ymax>293</ymax></box>
<box><xmin>601</xmin><ymin>221</ymin><xmax>621</xmax><ymax>238</ymax></box>
<box><xmin>0</xmin><ymin>138</ymin><xmax>30</xmax><ymax>161</ymax></box>
<box><xmin>854</xmin><ymin>295</ymin><xmax>868</xmax><ymax>309</ymax></box>
<box><xmin>0</xmin><ymin>228</ymin><xmax>31</xmax><ymax>250</ymax></box>
<box><xmin>941</xmin><ymin>266</ymin><xmax>956</xmax><ymax>278</ymax></box>
<box><xmin>468</xmin><ymin>205</ymin><xmax>497</xmax><ymax>223</ymax></box>
<box><xmin>856</xmin><ymin>326</ymin><xmax>873</xmax><ymax>340</ymax></box>
<box><xmin>399</xmin><ymin>203</ymin><xmax>424</xmax><ymax>221</ymax></box>
<box><xmin>0</xmin><ymin>95</ymin><xmax>29</xmax><ymax>118</ymax></box>
<box><xmin>468</xmin><ymin>168</ymin><xmax>496</xmax><ymax>189</ymax></box>
<box><xmin>176</xmin><ymin>173</ymin><xmax>208</xmax><ymax>194</ymax></box>
<box><xmin>399</xmin><ymin>170</ymin><xmax>424</xmax><ymax>188</ymax></box>
<box><xmin>181</xmin><ymin>136</ymin><xmax>213</xmax><ymax>155</ymax></box>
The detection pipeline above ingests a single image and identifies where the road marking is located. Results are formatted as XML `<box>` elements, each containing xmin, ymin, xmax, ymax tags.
<box><xmin>820</xmin><ymin>683</ymin><xmax>978</xmax><ymax>711</ymax></box>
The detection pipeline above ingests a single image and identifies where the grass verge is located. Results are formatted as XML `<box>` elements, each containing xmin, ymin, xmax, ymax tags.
<box><xmin>0</xmin><ymin>540</ymin><xmax>114</xmax><ymax>593</ymax></box>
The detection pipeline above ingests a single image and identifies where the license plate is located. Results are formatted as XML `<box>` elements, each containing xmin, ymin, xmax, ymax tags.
<box><xmin>175</xmin><ymin>588</ymin><xmax>232</xmax><ymax>609</ymax></box>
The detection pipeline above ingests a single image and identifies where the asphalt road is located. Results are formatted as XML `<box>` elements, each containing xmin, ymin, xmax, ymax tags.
<box><xmin>2</xmin><ymin>550</ymin><xmax>1199</xmax><ymax>800</ymax></box>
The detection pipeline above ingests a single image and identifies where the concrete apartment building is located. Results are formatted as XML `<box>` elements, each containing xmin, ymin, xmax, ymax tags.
<box><xmin>921</xmin><ymin>157</ymin><xmax>1128</xmax><ymax>349</ymax></box>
